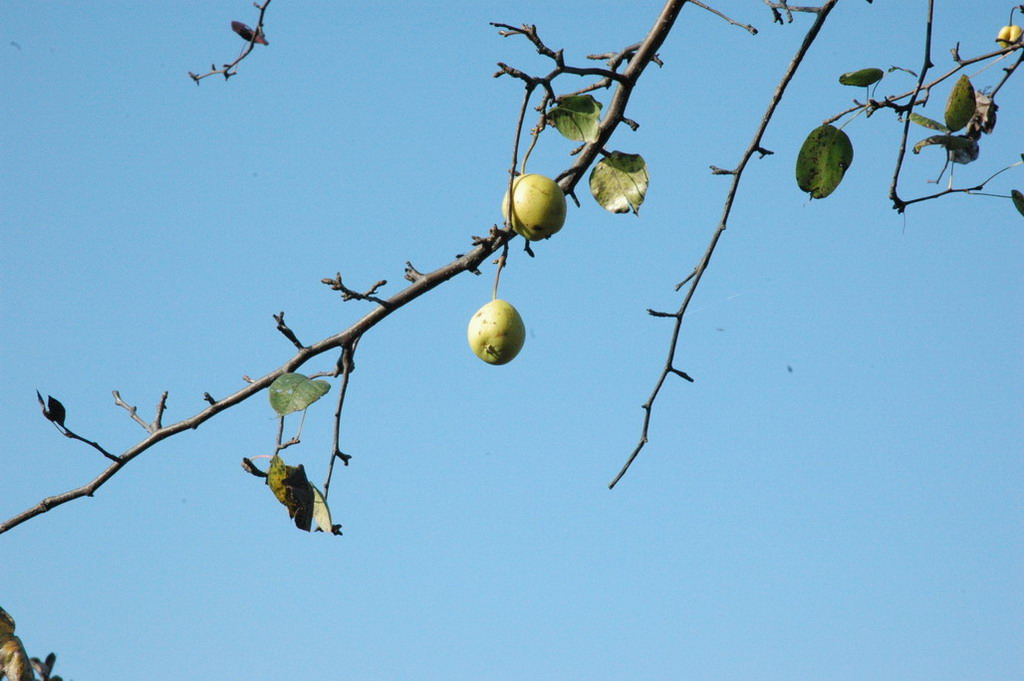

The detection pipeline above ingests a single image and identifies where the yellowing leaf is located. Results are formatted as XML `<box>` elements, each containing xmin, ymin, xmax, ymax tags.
<box><xmin>795</xmin><ymin>124</ymin><xmax>854</xmax><ymax>199</ymax></box>
<box><xmin>268</xmin><ymin>373</ymin><xmax>331</xmax><ymax>416</ymax></box>
<box><xmin>589</xmin><ymin>152</ymin><xmax>648</xmax><ymax>214</ymax></box>
<box><xmin>266</xmin><ymin>454</ymin><xmax>314</xmax><ymax>531</ymax></box>
<box><xmin>944</xmin><ymin>75</ymin><xmax>975</xmax><ymax>132</ymax></box>
<box><xmin>311</xmin><ymin>484</ymin><xmax>341</xmax><ymax>535</ymax></box>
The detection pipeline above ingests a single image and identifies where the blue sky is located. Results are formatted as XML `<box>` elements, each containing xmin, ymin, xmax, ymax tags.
<box><xmin>2</xmin><ymin>2</ymin><xmax>1022</xmax><ymax>679</ymax></box>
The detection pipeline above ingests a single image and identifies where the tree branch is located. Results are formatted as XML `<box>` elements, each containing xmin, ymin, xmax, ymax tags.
<box><xmin>2</xmin><ymin>0</ymin><xmax>689</xmax><ymax>536</ymax></box>
<box><xmin>610</xmin><ymin>0</ymin><xmax>840</xmax><ymax>488</ymax></box>
<box><xmin>323</xmin><ymin>338</ymin><xmax>358</xmax><ymax>500</ymax></box>
<box><xmin>888</xmin><ymin>0</ymin><xmax>935</xmax><ymax>213</ymax></box>
<box><xmin>691</xmin><ymin>0</ymin><xmax>758</xmax><ymax>35</ymax></box>
<box><xmin>189</xmin><ymin>0</ymin><xmax>272</xmax><ymax>83</ymax></box>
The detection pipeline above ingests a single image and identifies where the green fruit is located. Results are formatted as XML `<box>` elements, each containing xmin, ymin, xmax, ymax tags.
<box><xmin>501</xmin><ymin>174</ymin><xmax>567</xmax><ymax>241</ymax></box>
<box><xmin>996</xmin><ymin>25</ymin><xmax>1023</xmax><ymax>48</ymax></box>
<box><xmin>467</xmin><ymin>299</ymin><xmax>526</xmax><ymax>365</ymax></box>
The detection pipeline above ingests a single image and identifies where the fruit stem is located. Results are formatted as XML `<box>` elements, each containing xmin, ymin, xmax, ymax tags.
<box><xmin>969</xmin><ymin>52</ymin><xmax>1010</xmax><ymax>80</ymax></box>
<box><xmin>520</xmin><ymin>133</ymin><xmax>540</xmax><ymax>175</ymax></box>
<box><xmin>837</xmin><ymin>104</ymin><xmax>866</xmax><ymax>131</ymax></box>
<box><xmin>492</xmin><ymin>248</ymin><xmax>508</xmax><ymax>301</ymax></box>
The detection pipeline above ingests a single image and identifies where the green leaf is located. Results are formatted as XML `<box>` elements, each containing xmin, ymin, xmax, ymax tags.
<box><xmin>268</xmin><ymin>373</ymin><xmax>330</xmax><ymax>416</ymax></box>
<box><xmin>546</xmin><ymin>95</ymin><xmax>602</xmax><ymax>142</ymax></box>
<box><xmin>1011</xmin><ymin>190</ymin><xmax>1024</xmax><ymax>218</ymax></box>
<box><xmin>589</xmin><ymin>152</ymin><xmax>648</xmax><ymax>214</ymax></box>
<box><xmin>267</xmin><ymin>454</ymin><xmax>314</xmax><ymax>531</ymax></box>
<box><xmin>795</xmin><ymin>124</ymin><xmax>854</xmax><ymax>199</ymax></box>
<box><xmin>838</xmin><ymin>68</ymin><xmax>883</xmax><ymax>87</ymax></box>
<box><xmin>910</xmin><ymin>113</ymin><xmax>949</xmax><ymax>133</ymax></box>
<box><xmin>944</xmin><ymin>74</ymin><xmax>975</xmax><ymax>132</ymax></box>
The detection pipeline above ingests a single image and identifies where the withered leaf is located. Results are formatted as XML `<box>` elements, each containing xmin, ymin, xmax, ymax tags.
<box><xmin>231</xmin><ymin>21</ymin><xmax>268</xmax><ymax>46</ymax></box>
<box><xmin>965</xmin><ymin>91</ymin><xmax>997</xmax><ymax>139</ymax></box>
<box><xmin>35</xmin><ymin>391</ymin><xmax>66</xmax><ymax>427</ymax></box>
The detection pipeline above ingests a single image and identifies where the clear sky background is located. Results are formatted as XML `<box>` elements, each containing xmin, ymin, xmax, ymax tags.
<box><xmin>2</xmin><ymin>2</ymin><xmax>1022</xmax><ymax>680</ymax></box>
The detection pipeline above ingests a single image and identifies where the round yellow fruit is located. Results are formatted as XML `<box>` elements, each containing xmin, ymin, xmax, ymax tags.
<box><xmin>467</xmin><ymin>299</ymin><xmax>526</xmax><ymax>365</ymax></box>
<box><xmin>501</xmin><ymin>174</ymin><xmax>567</xmax><ymax>241</ymax></box>
<box><xmin>996</xmin><ymin>24</ymin><xmax>1023</xmax><ymax>47</ymax></box>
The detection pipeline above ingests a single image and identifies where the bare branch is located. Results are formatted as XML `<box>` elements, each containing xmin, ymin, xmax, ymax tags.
<box><xmin>273</xmin><ymin>312</ymin><xmax>305</xmax><ymax>349</ymax></box>
<box><xmin>189</xmin><ymin>0</ymin><xmax>272</xmax><ymax>83</ymax></box>
<box><xmin>690</xmin><ymin>0</ymin><xmax>758</xmax><ymax>35</ymax></box>
<box><xmin>889</xmin><ymin>0</ymin><xmax>935</xmax><ymax>213</ymax></box>
<box><xmin>611</xmin><ymin>0</ymin><xmax>840</xmax><ymax>489</ymax></box>
<box><xmin>763</xmin><ymin>1</ymin><xmax>823</xmax><ymax>25</ymax></box>
<box><xmin>323</xmin><ymin>339</ymin><xmax>358</xmax><ymax>501</ymax></box>
<box><xmin>112</xmin><ymin>390</ymin><xmax>168</xmax><ymax>434</ymax></box>
<box><xmin>320</xmin><ymin>274</ymin><xmax>390</xmax><ymax>306</ymax></box>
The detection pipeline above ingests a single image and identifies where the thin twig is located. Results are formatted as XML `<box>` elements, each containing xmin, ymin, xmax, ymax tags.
<box><xmin>112</xmin><ymin>390</ymin><xmax>168</xmax><ymax>434</ymax></box>
<box><xmin>763</xmin><ymin>1</ymin><xmax>821</xmax><ymax>25</ymax></box>
<box><xmin>56</xmin><ymin>427</ymin><xmax>121</xmax><ymax>463</ymax></box>
<box><xmin>189</xmin><ymin>0</ymin><xmax>272</xmax><ymax>83</ymax></box>
<box><xmin>889</xmin><ymin>0</ymin><xmax>935</xmax><ymax>213</ymax></box>
<box><xmin>691</xmin><ymin>0</ymin><xmax>758</xmax><ymax>34</ymax></box>
<box><xmin>610</xmin><ymin>0</ymin><xmax>840</xmax><ymax>488</ymax></box>
<box><xmin>323</xmin><ymin>338</ymin><xmax>358</xmax><ymax>500</ymax></box>
<box><xmin>822</xmin><ymin>42</ymin><xmax>1020</xmax><ymax>127</ymax></box>
<box><xmin>320</xmin><ymin>275</ymin><xmax>390</xmax><ymax>306</ymax></box>
<box><xmin>112</xmin><ymin>390</ymin><xmax>153</xmax><ymax>431</ymax></box>
<box><xmin>274</xmin><ymin>312</ymin><xmax>305</xmax><ymax>349</ymax></box>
